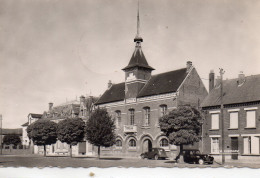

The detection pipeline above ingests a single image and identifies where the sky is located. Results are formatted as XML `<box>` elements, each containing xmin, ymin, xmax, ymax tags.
<box><xmin>0</xmin><ymin>0</ymin><xmax>260</xmax><ymax>128</ymax></box>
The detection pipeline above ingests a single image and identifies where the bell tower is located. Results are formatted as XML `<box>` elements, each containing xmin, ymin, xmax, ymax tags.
<box><xmin>122</xmin><ymin>1</ymin><xmax>154</xmax><ymax>99</ymax></box>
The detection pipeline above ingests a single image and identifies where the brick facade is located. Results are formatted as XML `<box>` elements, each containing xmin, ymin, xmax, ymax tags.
<box><xmin>202</xmin><ymin>102</ymin><xmax>260</xmax><ymax>157</ymax></box>
<box><xmin>97</xmin><ymin>67</ymin><xmax>208</xmax><ymax>158</ymax></box>
<box><xmin>202</xmin><ymin>73</ymin><xmax>260</xmax><ymax>159</ymax></box>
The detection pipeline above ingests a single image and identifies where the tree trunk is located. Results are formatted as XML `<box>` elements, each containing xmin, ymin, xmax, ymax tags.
<box><xmin>70</xmin><ymin>144</ymin><xmax>72</xmax><ymax>158</ymax></box>
<box><xmin>44</xmin><ymin>145</ymin><xmax>46</xmax><ymax>157</ymax></box>
<box><xmin>178</xmin><ymin>144</ymin><xmax>184</xmax><ymax>163</ymax></box>
<box><xmin>98</xmin><ymin>146</ymin><xmax>100</xmax><ymax>159</ymax></box>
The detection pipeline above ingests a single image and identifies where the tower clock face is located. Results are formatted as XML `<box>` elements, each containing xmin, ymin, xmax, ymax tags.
<box><xmin>126</xmin><ymin>72</ymin><xmax>136</xmax><ymax>81</ymax></box>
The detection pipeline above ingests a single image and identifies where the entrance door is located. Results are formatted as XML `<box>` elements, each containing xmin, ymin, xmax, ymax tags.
<box><xmin>78</xmin><ymin>141</ymin><xmax>86</xmax><ymax>155</ymax></box>
<box><xmin>143</xmin><ymin>139</ymin><xmax>152</xmax><ymax>153</ymax></box>
<box><xmin>231</xmin><ymin>137</ymin><xmax>238</xmax><ymax>160</ymax></box>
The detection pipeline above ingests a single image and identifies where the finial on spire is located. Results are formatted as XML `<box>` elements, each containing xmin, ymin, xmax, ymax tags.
<box><xmin>134</xmin><ymin>0</ymin><xmax>143</xmax><ymax>44</ymax></box>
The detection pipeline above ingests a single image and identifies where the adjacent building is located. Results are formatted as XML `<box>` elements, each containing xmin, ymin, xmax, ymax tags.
<box><xmin>95</xmin><ymin>15</ymin><xmax>208</xmax><ymax>158</ymax></box>
<box><xmin>21</xmin><ymin>113</ymin><xmax>43</xmax><ymax>148</ymax></box>
<box><xmin>24</xmin><ymin>96</ymin><xmax>98</xmax><ymax>156</ymax></box>
<box><xmin>0</xmin><ymin>128</ymin><xmax>23</xmax><ymax>149</ymax></box>
<box><xmin>202</xmin><ymin>71</ymin><xmax>260</xmax><ymax>159</ymax></box>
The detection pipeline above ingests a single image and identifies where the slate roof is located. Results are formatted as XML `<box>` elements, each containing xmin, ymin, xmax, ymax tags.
<box><xmin>122</xmin><ymin>46</ymin><xmax>154</xmax><ymax>71</ymax></box>
<box><xmin>138</xmin><ymin>68</ymin><xmax>188</xmax><ymax>97</ymax></box>
<box><xmin>29</xmin><ymin>113</ymin><xmax>42</xmax><ymax>119</ymax></box>
<box><xmin>95</xmin><ymin>68</ymin><xmax>189</xmax><ymax>105</ymax></box>
<box><xmin>42</xmin><ymin>103</ymin><xmax>81</xmax><ymax>120</ymax></box>
<box><xmin>0</xmin><ymin>128</ymin><xmax>23</xmax><ymax>136</ymax></box>
<box><xmin>95</xmin><ymin>82</ymin><xmax>125</xmax><ymax>105</ymax></box>
<box><xmin>21</xmin><ymin>122</ymin><xmax>29</xmax><ymax>127</ymax></box>
<box><xmin>201</xmin><ymin>74</ymin><xmax>260</xmax><ymax>108</ymax></box>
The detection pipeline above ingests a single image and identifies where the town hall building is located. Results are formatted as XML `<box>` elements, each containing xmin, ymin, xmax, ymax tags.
<box><xmin>95</xmin><ymin>11</ymin><xmax>208</xmax><ymax>158</ymax></box>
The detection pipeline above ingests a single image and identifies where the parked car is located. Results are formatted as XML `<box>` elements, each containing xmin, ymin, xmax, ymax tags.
<box><xmin>140</xmin><ymin>148</ymin><xmax>168</xmax><ymax>160</ymax></box>
<box><xmin>175</xmin><ymin>149</ymin><xmax>214</xmax><ymax>164</ymax></box>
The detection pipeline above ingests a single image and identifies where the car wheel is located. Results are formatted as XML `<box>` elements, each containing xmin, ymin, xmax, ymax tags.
<box><xmin>198</xmin><ymin>159</ymin><xmax>204</xmax><ymax>165</ymax></box>
<box><xmin>141</xmin><ymin>154</ymin><xmax>145</xmax><ymax>159</ymax></box>
<box><xmin>154</xmin><ymin>155</ymin><xmax>159</xmax><ymax>160</ymax></box>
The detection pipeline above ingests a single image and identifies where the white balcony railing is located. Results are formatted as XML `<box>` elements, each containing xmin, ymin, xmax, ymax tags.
<box><xmin>123</xmin><ymin>125</ymin><xmax>137</xmax><ymax>133</ymax></box>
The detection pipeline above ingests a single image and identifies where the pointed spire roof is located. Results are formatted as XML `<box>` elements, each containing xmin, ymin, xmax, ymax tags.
<box><xmin>122</xmin><ymin>46</ymin><xmax>154</xmax><ymax>71</ymax></box>
<box><xmin>122</xmin><ymin>0</ymin><xmax>154</xmax><ymax>71</ymax></box>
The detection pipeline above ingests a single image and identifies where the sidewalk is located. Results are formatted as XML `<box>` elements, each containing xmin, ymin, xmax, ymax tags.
<box><xmin>213</xmin><ymin>156</ymin><xmax>260</xmax><ymax>164</ymax></box>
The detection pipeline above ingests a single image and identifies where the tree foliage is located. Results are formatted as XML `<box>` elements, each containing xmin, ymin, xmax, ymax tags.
<box><xmin>27</xmin><ymin>119</ymin><xmax>58</xmax><ymax>156</ymax></box>
<box><xmin>159</xmin><ymin>105</ymin><xmax>203</xmax><ymax>146</ymax></box>
<box><xmin>57</xmin><ymin>117</ymin><xmax>86</xmax><ymax>157</ymax></box>
<box><xmin>3</xmin><ymin>134</ymin><xmax>21</xmax><ymax>146</ymax></box>
<box><xmin>159</xmin><ymin>105</ymin><xmax>203</xmax><ymax>163</ymax></box>
<box><xmin>85</xmin><ymin>108</ymin><xmax>116</xmax><ymax>158</ymax></box>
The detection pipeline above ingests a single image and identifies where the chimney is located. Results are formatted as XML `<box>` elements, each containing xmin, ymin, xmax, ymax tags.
<box><xmin>80</xmin><ymin>95</ymin><xmax>85</xmax><ymax>103</ymax></box>
<box><xmin>186</xmin><ymin>61</ymin><xmax>192</xmax><ymax>73</ymax></box>
<box><xmin>238</xmin><ymin>71</ymin><xmax>245</xmax><ymax>86</ymax></box>
<box><xmin>108</xmin><ymin>80</ymin><xmax>112</xmax><ymax>89</ymax></box>
<box><xmin>209</xmin><ymin>70</ymin><xmax>215</xmax><ymax>92</ymax></box>
<box><xmin>48</xmin><ymin>102</ymin><xmax>53</xmax><ymax>111</ymax></box>
<box><xmin>215</xmin><ymin>76</ymin><xmax>221</xmax><ymax>87</ymax></box>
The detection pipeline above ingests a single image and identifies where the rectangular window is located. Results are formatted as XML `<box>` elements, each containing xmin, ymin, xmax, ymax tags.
<box><xmin>160</xmin><ymin>105</ymin><xmax>167</xmax><ymax>117</ymax></box>
<box><xmin>211</xmin><ymin>137</ymin><xmax>219</xmax><ymax>154</ymax></box>
<box><xmin>144</xmin><ymin>107</ymin><xmax>150</xmax><ymax>126</ymax></box>
<box><xmin>115</xmin><ymin>111</ymin><xmax>121</xmax><ymax>128</ymax></box>
<box><xmin>230</xmin><ymin>112</ymin><xmax>238</xmax><ymax>129</ymax></box>
<box><xmin>129</xmin><ymin>109</ymin><xmax>135</xmax><ymax>125</ymax></box>
<box><xmin>211</xmin><ymin>114</ymin><xmax>219</xmax><ymax>130</ymax></box>
<box><xmin>246</xmin><ymin>110</ymin><xmax>256</xmax><ymax>128</ymax></box>
<box><xmin>244</xmin><ymin>136</ymin><xmax>260</xmax><ymax>155</ymax></box>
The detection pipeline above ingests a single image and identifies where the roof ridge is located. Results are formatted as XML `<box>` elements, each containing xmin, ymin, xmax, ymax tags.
<box><xmin>151</xmin><ymin>67</ymin><xmax>187</xmax><ymax>77</ymax></box>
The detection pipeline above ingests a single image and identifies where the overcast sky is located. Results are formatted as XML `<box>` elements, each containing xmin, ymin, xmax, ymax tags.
<box><xmin>0</xmin><ymin>0</ymin><xmax>260</xmax><ymax>128</ymax></box>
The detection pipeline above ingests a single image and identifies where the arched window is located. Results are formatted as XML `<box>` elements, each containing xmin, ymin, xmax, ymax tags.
<box><xmin>143</xmin><ymin>107</ymin><xmax>150</xmax><ymax>126</ymax></box>
<box><xmin>160</xmin><ymin>105</ymin><xmax>167</xmax><ymax>117</ymax></box>
<box><xmin>115</xmin><ymin>110</ymin><xmax>121</xmax><ymax>128</ymax></box>
<box><xmin>129</xmin><ymin>109</ymin><xmax>135</xmax><ymax>125</ymax></box>
<box><xmin>116</xmin><ymin>140</ymin><xmax>122</xmax><ymax>147</ymax></box>
<box><xmin>129</xmin><ymin>139</ymin><xmax>136</xmax><ymax>148</ymax></box>
<box><xmin>160</xmin><ymin>138</ymin><xmax>169</xmax><ymax>147</ymax></box>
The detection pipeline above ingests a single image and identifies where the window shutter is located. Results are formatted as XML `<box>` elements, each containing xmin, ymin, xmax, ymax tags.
<box><xmin>251</xmin><ymin>136</ymin><xmax>260</xmax><ymax>154</ymax></box>
<box><xmin>230</xmin><ymin>112</ymin><xmax>238</xmax><ymax>129</ymax></box>
<box><xmin>246</xmin><ymin>111</ymin><xmax>256</xmax><ymax>128</ymax></box>
<box><xmin>211</xmin><ymin>114</ymin><xmax>219</xmax><ymax>130</ymax></box>
<box><xmin>243</xmin><ymin>137</ymin><xmax>249</xmax><ymax>154</ymax></box>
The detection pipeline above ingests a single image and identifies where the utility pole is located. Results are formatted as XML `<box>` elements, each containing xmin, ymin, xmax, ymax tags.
<box><xmin>219</xmin><ymin>68</ymin><xmax>225</xmax><ymax>164</ymax></box>
<box><xmin>0</xmin><ymin>114</ymin><xmax>2</xmax><ymax>155</ymax></box>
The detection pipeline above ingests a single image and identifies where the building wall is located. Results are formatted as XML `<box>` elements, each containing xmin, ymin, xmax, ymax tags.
<box><xmin>22</xmin><ymin>126</ymin><xmax>29</xmax><ymax>147</ymax></box>
<box><xmin>202</xmin><ymin>103</ymin><xmax>260</xmax><ymax>157</ymax></box>
<box><xmin>178</xmin><ymin>68</ymin><xmax>208</xmax><ymax>107</ymax></box>
<box><xmin>99</xmin><ymin>94</ymin><xmax>178</xmax><ymax>158</ymax></box>
<box><xmin>98</xmin><ymin>69</ymin><xmax>208</xmax><ymax>158</ymax></box>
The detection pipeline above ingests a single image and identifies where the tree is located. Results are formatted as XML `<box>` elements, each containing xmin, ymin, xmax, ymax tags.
<box><xmin>85</xmin><ymin>108</ymin><xmax>116</xmax><ymax>159</ymax></box>
<box><xmin>57</xmin><ymin>117</ymin><xmax>86</xmax><ymax>157</ymax></box>
<box><xmin>159</xmin><ymin>105</ymin><xmax>203</xmax><ymax>163</ymax></box>
<box><xmin>27</xmin><ymin>120</ymin><xmax>58</xmax><ymax>157</ymax></box>
<box><xmin>3</xmin><ymin>134</ymin><xmax>21</xmax><ymax>151</ymax></box>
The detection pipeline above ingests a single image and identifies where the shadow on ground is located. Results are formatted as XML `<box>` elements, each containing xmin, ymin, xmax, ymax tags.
<box><xmin>0</xmin><ymin>161</ymin><xmax>14</xmax><ymax>164</ymax></box>
<box><xmin>98</xmin><ymin>158</ymin><xmax>123</xmax><ymax>160</ymax></box>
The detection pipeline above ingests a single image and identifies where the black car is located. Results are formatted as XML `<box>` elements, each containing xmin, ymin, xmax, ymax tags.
<box><xmin>176</xmin><ymin>149</ymin><xmax>214</xmax><ymax>164</ymax></box>
<box><xmin>140</xmin><ymin>148</ymin><xmax>168</xmax><ymax>160</ymax></box>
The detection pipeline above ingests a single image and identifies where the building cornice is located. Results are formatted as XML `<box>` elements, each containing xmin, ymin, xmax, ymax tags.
<box><xmin>98</xmin><ymin>92</ymin><xmax>177</xmax><ymax>108</ymax></box>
